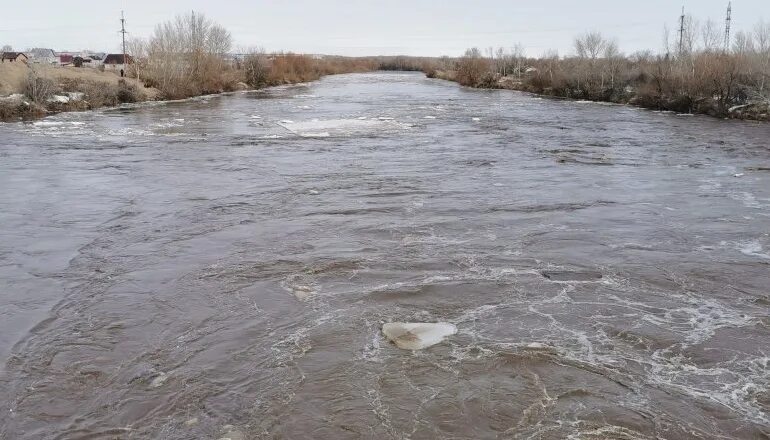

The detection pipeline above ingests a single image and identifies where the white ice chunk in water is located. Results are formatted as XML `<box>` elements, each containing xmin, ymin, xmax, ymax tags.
<box><xmin>382</xmin><ymin>322</ymin><xmax>457</xmax><ymax>350</ymax></box>
<box><xmin>149</xmin><ymin>372</ymin><xmax>169</xmax><ymax>388</ymax></box>
<box><xmin>424</xmin><ymin>115</ymin><xmax>437</xmax><ymax>119</ymax></box>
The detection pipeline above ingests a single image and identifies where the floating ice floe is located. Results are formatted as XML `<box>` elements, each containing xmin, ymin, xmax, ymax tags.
<box><xmin>424</xmin><ymin>115</ymin><xmax>437</xmax><ymax>119</ymax></box>
<box><xmin>382</xmin><ymin>322</ymin><xmax>457</xmax><ymax>350</ymax></box>
<box><xmin>149</xmin><ymin>372</ymin><xmax>169</xmax><ymax>388</ymax></box>
<box><xmin>472</xmin><ymin>117</ymin><xmax>481</xmax><ymax>121</ymax></box>
<box><xmin>218</xmin><ymin>425</ymin><xmax>245</xmax><ymax>440</ymax></box>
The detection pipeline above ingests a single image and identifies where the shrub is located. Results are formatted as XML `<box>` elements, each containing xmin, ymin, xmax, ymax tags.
<box><xmin>24</xmin><ymin>71</ymin><xmax>57</xmax><ymax>104</ymax></box>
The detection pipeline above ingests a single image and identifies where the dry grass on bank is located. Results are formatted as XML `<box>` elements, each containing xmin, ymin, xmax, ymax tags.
<box><xmin>0</xmin><ymin>63</ymin><xmax>159</xmax><ymax>120</ymax></box>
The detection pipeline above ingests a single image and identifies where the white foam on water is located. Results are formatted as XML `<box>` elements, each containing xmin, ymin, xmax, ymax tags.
<box><xmin>32</xmin><ymin>121</ymin><xmax>64</xmax><ymax>127</ymax></box>
<box><xmin>299</xmin><ymin>132</ymin><xmax>331</xmax><ymax>138</ymax></box>
<box><xmin>738</xmin><ymin>240</ymin><xmax>770</xmax><ymax>260</ymax></box>
<box><xmin>424</xmin><ymin>115</ymin><xmax>437</xmax><ymax>119</ymax></box>
<box><xmin>729</xmin><ymin>191</ymin><xmax>763</xmax><ymax>209</ymax></box>
<box><xmin>278</xmin><ymin>118</ymin><xmax>408</xmax><ymax>137</ymax></box>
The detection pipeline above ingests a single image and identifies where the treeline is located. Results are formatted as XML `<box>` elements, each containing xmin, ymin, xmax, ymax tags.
<box><xmin>126</xmin><ymin>12</ymin><xmax>442</xmax><ymax>99</ymax></box>
<box><xmin>429</xmin><ymin>18</ymin><xmax>770</xmax><ymax>120</ymax></box>
<box><xmin>1</xmin><ymin>11</ymin><xmax>438</xmax><ymax>119</ymax></box>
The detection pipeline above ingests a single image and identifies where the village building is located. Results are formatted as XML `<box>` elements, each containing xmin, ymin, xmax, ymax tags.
<box><xmin>103</xmin><ymin>54</ymin><xmax>132</xmax><ymax>74</ymax></box>
<box><xmin>1</xmin><ymin>52</ymin><xmax>28</xmax><ymax>64</ymax></box>
<box><xmin>58</xmin><ymin>53</ymin><xmax>75</xmax><ymax>66</ymax></box>
<box><xmin>27</xmin><ymin>48</ymin><xmax>58</xmax><ymax>65</ymax></box>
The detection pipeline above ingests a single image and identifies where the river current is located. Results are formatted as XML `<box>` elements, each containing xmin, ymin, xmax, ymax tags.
<box><xmin>1</xmin><ymin>72</ymin><xmax>769</xmax><ymax>439</ymax></box>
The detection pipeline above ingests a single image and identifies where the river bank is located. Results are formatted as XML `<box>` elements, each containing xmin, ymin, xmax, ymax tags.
<box><xmin>0</xmin><ymin>60</ymin><xmax>376</xmax><ymax>122</ymax></box>
<box><xmin>429</xmin><ymin>69</ymin><xmax>770</xmax><ymax>122</ymax></box>
<box><xmin>0</xmin><ymin>63</ymin><xmax>163</xmax><ymax>121</ymax></box>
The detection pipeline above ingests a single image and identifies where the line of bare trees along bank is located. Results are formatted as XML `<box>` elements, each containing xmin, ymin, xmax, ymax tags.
<box><xmin>4</xmin><ymin>11</ymin><xmax>768</xmax><ymax>121</ymax></box>
<box><xmin>1</xmin><ymin>12</ymin><xmax>397</xmax><ymax>120</ymax></box>
<box><xmin>426</xmin><ymin>18</ymin><xmax>770</xmax><ymax>120</ymax></box>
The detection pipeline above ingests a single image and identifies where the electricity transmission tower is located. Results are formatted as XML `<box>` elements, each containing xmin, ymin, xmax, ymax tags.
<box><xmin>678</xmin><ymin>6</ymin><xmax>686</xmax><ymax>54</ymax></box>
<box><xmin>724</xmin><ymin>1</ymin><xmax>732</xmax><ymax>51</ymax></box>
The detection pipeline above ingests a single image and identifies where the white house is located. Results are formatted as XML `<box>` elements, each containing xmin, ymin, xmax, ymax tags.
<box><xmin>27</xmin><ymin>48</ymin><xmax>58</xmax><ymax>65</ymax></box>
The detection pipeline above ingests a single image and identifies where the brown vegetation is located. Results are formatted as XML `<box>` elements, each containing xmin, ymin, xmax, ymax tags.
<box><xmin>429</xmin><ymin>19</ymin><xmax>770</xmax><ymax>120</ymax></box>
<box><xmin>128</xmin><ymin>12</ymin><xmax>237</xmax><ymax>99</ymax></box>
<box><xmin>0</xmin><ymin>64</ymin><xmax>150</xmax><ymax>121</ymax></box>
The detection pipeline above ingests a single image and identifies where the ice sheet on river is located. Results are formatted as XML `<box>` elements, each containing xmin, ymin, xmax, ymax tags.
<box><xmin>277</xmin><ymin>118</ymin><xmax>409</xmax><ymax>138</ymax></box>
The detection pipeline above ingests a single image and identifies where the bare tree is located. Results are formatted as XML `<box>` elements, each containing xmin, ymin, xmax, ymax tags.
<box><xmin>575</xmin><ymin>31</ymin><xmax>608</xmax><ymax>60</ymax></box>
<box><xmin>456</xmin><ymin>48</ymin><xmax>490</xmax><ymax>86</ymax></box>
<box><xmin>754</xmin><ymin>20</ymin><xmax>770</xmax><ymax>96</ymax></box>
<box><xmin>243</xmin><ymin>48</ymin><xmax>270</xmax><ymax>88</ymax></box>
<box><xmin>732</xmin><ymin>31</ymin><xmax>754</xmax><ymax>55</ymax></box>
<box><xmin>701</xmin><ymin>19</ymin><xmax>722</xmax><ymax>52</ymax></box>
<box><xmin>24</xmin><ymin>68</ymin><xmax>56</xmax><ymax>103</ymax></box>
<box><xmin>126</xmin><ymin>37</ymin><xmax>147</xmax><ymax>79</ymax></box>
<box><xmin>143</xmin><ymin>11</ymin><xmax>234</xmax><ymax>98</ymax></box>
<box><xmin>511</xmin><ymin>43</ymin><xmax>525</xmax><ymax>78</ymax></box>
<box><xmin>603</xmin><ymin>40</ymin><xmax>623</xmax><ymax>91</ymax></box>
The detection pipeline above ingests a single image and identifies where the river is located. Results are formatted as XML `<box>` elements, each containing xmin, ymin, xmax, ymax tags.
<box><xmin>1</xmin><ymin>72</ymin><xmax>769</xmax><ymax>439</ymax></box>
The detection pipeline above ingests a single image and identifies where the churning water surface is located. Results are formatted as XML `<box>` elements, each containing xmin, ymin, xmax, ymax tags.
<box><xmin>1</xmin><ymin>72</ymin><xmax>769</xmax><ymax>439</ymax></box>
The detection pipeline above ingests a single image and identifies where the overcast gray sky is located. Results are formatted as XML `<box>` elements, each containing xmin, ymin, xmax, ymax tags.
<box><xmin>1</xmin><ymin>0</ymin><xmax>768</xmax><ymax>56</ymax></box>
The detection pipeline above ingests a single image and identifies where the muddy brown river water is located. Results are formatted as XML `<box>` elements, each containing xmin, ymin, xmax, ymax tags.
<box><xmin>1</xmin><ymin>72</ymin><xmax>770</xmax><ymax>439</ymax></box>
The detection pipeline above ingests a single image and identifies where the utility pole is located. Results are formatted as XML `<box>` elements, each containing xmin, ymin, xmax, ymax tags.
<box><xmin>678</xmin><ymin>6</ymin><xmax>686</xmax><ymax>55</ymax></box>
<box><xmin>724</xmin><ymin>1</ymin><xmax>732</xmax><ymax>51</ymax></box>
<box><xmin>120</xmin><ymin>11</ymin><xmax>127</xmax><ymax>76</ymax></box>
